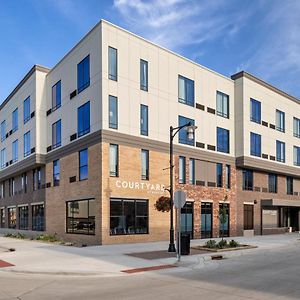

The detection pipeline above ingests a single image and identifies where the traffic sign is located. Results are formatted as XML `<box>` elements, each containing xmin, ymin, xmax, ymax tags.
<box><xmin>174</xmin><ymin>190</ymin><xmax>186</xmax><ymax>209</ymax></box>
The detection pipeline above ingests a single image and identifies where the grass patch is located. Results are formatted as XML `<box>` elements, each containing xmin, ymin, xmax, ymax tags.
<box><xmin>4</xmin><ymin>232</ymin><xmax>26</xmax><ymax>239</ymax></box>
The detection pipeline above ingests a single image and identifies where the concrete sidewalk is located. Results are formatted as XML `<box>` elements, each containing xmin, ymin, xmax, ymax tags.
<box><xmin>0</xmin><ymin>234</ymin><xmax>299</xmax><ymax>277</ymax></box>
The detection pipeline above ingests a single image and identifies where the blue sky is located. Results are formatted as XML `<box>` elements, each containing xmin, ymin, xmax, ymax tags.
<box><xmin>0</xmin><ymin>0</ymin><xmax>300</xmax><ymax>102</ymax></box>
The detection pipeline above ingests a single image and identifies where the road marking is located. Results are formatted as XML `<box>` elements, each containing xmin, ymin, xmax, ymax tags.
<box><xmin>0</xmin><ymin>260</ymin><xmax>14</xmax><ymax>268</ymax></box>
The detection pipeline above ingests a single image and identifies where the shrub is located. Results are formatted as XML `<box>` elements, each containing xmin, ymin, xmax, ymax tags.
<box><xmin>205</xmin><ymin>240</ymin><xmax>217</xmax><ymax>248</ymax></box>
<box><xmin>4</xmin><ymin>232</ymin><xmax>25</xmax><ymax>239</ymax></box>
<box><xmin>35</xmin><ymin>233</ymin><xmax>59</xmax><ymax>243</ymax></box>
<box><xmin>217</xmin><ymin>239</ymin><xmax>228</xmax><ymax>249</ymax></box>
<box><xmin>229</xmin><ymin>240</ymin><xmax>239</xmax><ymax>248</ymax></box>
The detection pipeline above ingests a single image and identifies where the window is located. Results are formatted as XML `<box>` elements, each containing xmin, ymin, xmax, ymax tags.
<box><xmin>110</xmin><ymin>144</ymin><xmax>119</xmax><ymax>177</ymax></box>
<box><xmin>243</xmin><ymin>169</ymin><xmax>253</xmax><ymax>191</ymax></box>
<box><xmin>217</xmin><ymin>127</ymin><xmax>230</xmax><ymax>153</ymax></box>
<box><xmin>276</xmin><ymin>140</ymin><xmax>285</xmax><ymax>163</ymax></box>
<box><xmin>178</xmin><ymin>116</ymin><xmax>195</xmax><ymax>146</ymax></box>
<box><xmin>1</xmin><ymin>120</ymin><xmax>6</xmax><ymax>141</ymax></box>
<box><xmin>32</xmin><ymin>204</ymin><xmax>44</xmax><ymax>231</ymax></box>
<box><xmin>12</xmin><ymin>139</ymin><xmax>18</xmax><ymax>163</ymax></box>
<box><xmin>8</xmin><ymin>207</ymin><xmax>16</xmax><ymax>229</ymax></box>
<box><xmin>53</xmin><ymin>160</ymin><xmax>60</xmax><ymax>186</ymax></box>
<box><xmin>140</xmin><ymin>104</ymin><xmax>148</xmax><ymax>136</ymax></box>
<box><xmin>77</xmin><ymin>101</ymin><xmax>90</xmax><ymax>137</ymax></box>
<box><xmin>52</xmin><ymin>120</ymin><xmax>61</xmax><ymax>149</ymax></box>
<box><xmin>12</xmin><ymin>108</ymin><xmax>18</xmax><ymax>132</ymax></box>
<box><xmin>33</xmin><ymin>170</ymin><xmax>37</xmax><ymax>191</ymax></box>
<box><xmin>141</xmin><ymin>149</ymin><xmax>149</xmax><ymax>180</ymax></box>
<box><xmin>140</xmin><ymin>59</ymin><xmax>148</xmax><ymax>91</ymax></box>
<box><xmin>110</xmin><ymin>199</ymin><xmax>148</xmax><ymax>235</ymax></box>
<box><xmin>189</xmin><ymin>158</ymin><xmax>195</xmax><ymax>185</ymax></box>
<box><xmin>216</xmin><ymin>91</ymin><xmax>229</xmax><ymax>118</ymax></box>
<box><xmin>201</xmin><ymin>202</ymin><xmax>212</xmax><ymax>238</ymax></box>
<box><xmin>276</xmin><ymin>110</ymin><xmax>285</xmax><ymax>132</ymax></box>
<box><xmin>219</xmin><ymin>203</ymin><xmax>229</xmax><ymax>237</ymax></box>
<box><xmin>0</xmin><ymin>208</ymin><xmax>5</xmax><ymax>228</ymax></box>
<box><xmin>244</xmin><ymin>204</ymin><xmax>254</xmax><ymax>230</ymax></box>
<box><xmin>1</xmin><ymin>148</ymin><xmax>6</xmax><ymax>169</ymax></box>
<box><xmin>0</xmin><ymin>182</ymin><xmax>4</xmax><ymax>198</ymax></box>
<box><xmin>52</xmin><ymin>80</ymin><xmax>61</xmax><ymax>110</ymax></box>
<box><xmin>9</xmin><ymin>178</ymin><xmax>15</xmax><ymax>197</ymax></box>
<box><xmin>77</xmin><ymin>55</ymin><xmax>90</xmax><ymax>93</ymax></box>
<box><xmin>19</xmin><ymin>206</ymin><xmax>29</xmax><ymax>230</ymax></box>
<box><xmin>250</xmin><ymin>98</ymin><xmax>261</xmax><ymax>123</ymax></box>
<box><xmin>178</xmin><ymin>75</ymin><xmax>194</xmax><ymax>106</ymax></box>
<box><xmin>108</xmin><ymin>47</ymin><xmax>117</xmax><ymax>81</ymax></box>
<box><xmin>23</xmin><ymin>131</ymin><xmax>31</xmax><ymax>157</ymax></box>
<box><xmin>23</xmin><ymin>96</ymin><xmax>31</xmax><ymax>124</ymax></box>
<box><xmin>287</xmin><ymin>176</ymin><xmax>293</xmax><ymax>195</ymax></box>
<box><xmin>269</xmin><ymin>173</ymin><xmax>277</xmax><ymax>193</ymax></box>
<box><xmin>67</xmin><ymin>199</ymin><xmax>95</xmax><ymax>235</ymax></box>
<box><xmin>225</xmin><ymin>165</ymin><xmax>231</xmax><ymax>189</ymax></box>
<box><xmin>216</xmin><ymin>163</ymin><xmax>223</xmax><ymax>187</ymax></box>
<box><xmin>109</xmin><ymin>95</ymin><xmax>118</xmax><ymax>129</ymax></box>
<box><xmin>294</xmin><ymin>146</ymin><xmax>300</xmax><ymax>166</ymax></box>
<box><xmin>37</xmin><ymin>168</ymin><xmax>41</xmax><ymax>190</ymax></box>
<box><xmin>79</xmin><ymin>149</ymin><xmax>88</xmax><ymax>181</ymax></box>
<box><xmin>22</xmin><ymin>172</ymin><xmax>27</xmax><ymax>193</ymax></box>
<box><xmin>179</xmin><ymin>156</ymin><xmax>186</xmax><ymax>184</ymax></box>
<box><xmin>250</xmin><ymin>132</ymin><xmax>261</xmax><ymax>157</ymax></box>
<box><xmin>293</xmin><ymin>117</ymin><xmax>300</xmax><ymax>138</ymax></box>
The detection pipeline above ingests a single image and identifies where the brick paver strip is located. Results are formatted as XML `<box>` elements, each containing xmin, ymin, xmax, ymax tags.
<box><xmin>122</xmin><ymin>264</ymin><xmax>177</xmax><ymax>274</ymax></box>
<box><xmin>0</xmin><ymin>260</ymin><xmax>14</xmax><ymax>268</ymax></box>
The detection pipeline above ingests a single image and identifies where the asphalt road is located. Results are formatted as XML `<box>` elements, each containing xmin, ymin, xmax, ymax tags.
<box><xmin>0</xmin><ymin>242</ymin><xmax>300</xmax><ymax>300</ymax></box>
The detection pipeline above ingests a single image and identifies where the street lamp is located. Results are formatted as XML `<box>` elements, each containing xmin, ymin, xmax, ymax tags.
<box><xmin>168</xmin><ymin>122</ymin><xmax>197</xmax><ymax>252</ymax></box>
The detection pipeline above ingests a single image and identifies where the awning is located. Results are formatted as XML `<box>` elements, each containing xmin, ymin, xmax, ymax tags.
<box><xmin>261</xmin><ymin>199</ymin><xmax>300</xmax><ymax>207</ymax></box>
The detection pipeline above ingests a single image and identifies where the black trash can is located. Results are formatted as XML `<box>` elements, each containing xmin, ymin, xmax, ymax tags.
<box><xmin>180</xmin><ymin>233</ymin><xmax>190</xmax><ymax>255</ymax></box>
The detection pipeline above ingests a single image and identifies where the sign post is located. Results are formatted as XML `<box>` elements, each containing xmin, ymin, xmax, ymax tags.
<box><xmin>174</xmin><ymin>190</ymin><xmax>186</xmax><ymax>262</ymax></box>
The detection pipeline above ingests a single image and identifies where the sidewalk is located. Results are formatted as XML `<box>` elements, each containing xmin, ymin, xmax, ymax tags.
<box><xmin>0</xmin><ymin>233</ymin><xmax>299</xmax><ymax>277</ymax></box>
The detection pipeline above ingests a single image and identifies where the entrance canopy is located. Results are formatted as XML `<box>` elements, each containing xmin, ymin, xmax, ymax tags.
<box><xmin>261</xmin><ymin>199</ymin><xmax>300</xmax><ymax>207</ymax></box>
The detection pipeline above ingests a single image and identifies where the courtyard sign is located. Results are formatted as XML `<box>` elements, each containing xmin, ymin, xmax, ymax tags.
<box><xmin>115</xmin><ymin>180</ymin><xmax>165</xmax><ymax>194</ymax></box>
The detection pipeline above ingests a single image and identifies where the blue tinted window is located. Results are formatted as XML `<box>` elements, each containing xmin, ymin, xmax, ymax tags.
<box><xmin>52</xmin><ymin>81</ymin><xmax>61</xmax><ymax>110</ymax></box>
<box><xmin>250</xmin><ymin>98</ymin><xmax>261</xmax><ymax>124</ymax></box>
<box><xmin>178</xmin><ymin>75</ymin><xmax>194</xmax><ymax>106</ymax></box>
<box><xmin>0</xmin><ymin>148</ymin><xmax>6</xmax><ymax>169</ymax></box>
<box><xmin>276</xmin><ymin>110</ymin><xmax>285</xmax><ymax>132</ymax></box>
<box><xmin>79</xmin><ymin>149</ymin><xmax>88</xmax><ymax>181</ymax></box>
<box><xmin>108</xmin><ymin>47</ymin><xmax>117</xmax><ymax>81</ymax></box>
<box><xmin>293</xmin><ymin>146</ymin><xmax>300</xmax><ymax>166</ymax></box>
<box><xmin>140</xmin><ymin>60</ymin><xmax>148</xmax><ymax>91</ymax></box>
<box><xmin>53</xmin><ymin>159</ymin><xmax>60</xmax><ymax>185</ymax></box>
<box><xmin>216</xmin><ymin>163</ymin><xmax>223</xmax><ymax>187</ymax></box>
<box><xmin>52</xmin><ymin>120</ymin><xmax>61</xmax><ymax>149</ymax></box>
<box><xmin>23</xmin><ymin>131</ymin><xmax>31</xmax><ymax>157</ymax></box>
<box><xmin>293</xmin><ymin>117</ymin><xmax>300</xmax><ymax>138</ymax></box>
<box><xmin>178</xmin><ymin>116</ymin><xmax>195</xmax><ymax>146</ymax></box>
<box><xmin>77</xmin><ymin>101</ymin><xmax>90</xmax><ymax>137</ymax></box>
<box><xmin>179</xmin><ymin>156</ymin><xmax>186</xmax><ymax>184</ymax></box>
<box><xmin>243</xmin><ymin>169</ymin><xmax>253</xmax><ymax>190</ymax></box>
<box><xmin>77</xmin><ymin>55</ymin><xmax>90</xmax><ymax>93</ymax></box>
<box><xmin>140</xmin><ymin>104</ymin><xmax>148</xmax><ymax>136</ymax></box>
<box><xmin>109</xmin><ymin>95</ymin><xmax>118</xmax><ymax>129</ymax></box>
<box><xmin>12</xmin><ymin>139</ymin><xmax>18</xmax><ymax>163</ymax></box>
<box><xmin>276</xmin><ymin>140</ymin><xmax>285</xmax><ymax>163</ymax></box>
<box><xmin>268</xmin><ymin>173</ymin><xmax>277</xmax><ymax>193</ymax></box>
<box><xmin>1</xmin><ymin>121</ymin><xmax>6</xmax><ymax>142</ymax></box>
<box><xmin>250</xmin><ymin>132</ymin><xmax>261</xmax><ymax>157</ymax></box>
<box><xmin>23</xmin><ymin>97</ymin><xmax>31</xmax><ymax>124</ymax></box>
<box><xmin>217</xmin><ymin>127</ymin><xmax>230</xmax><ymax>153</ymax></box>
<box><xmin>12</xmin><ymin>108</ymin><xmax>18</xmax><ymax>132</ymax></box>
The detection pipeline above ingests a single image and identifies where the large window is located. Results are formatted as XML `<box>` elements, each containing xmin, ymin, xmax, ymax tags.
<box><xmin>0</xmin><ymin>208</ymin><xmax>5</xmax><ymax>228</ymax></box>
<box><xmin>12</xmin><ymin>108</ymin><xmax>18</xmax><ymax>132</ymax></box>
<box><xmin>178</xmin><ymin>75</ymin><xmax>194</xmax><ymax>106</ymax></box>
<box><xmin>141</xmin><ymin>149</ymin><xmax>149</xmax><ymax>180</ymax></box>
<box><xmin>67</xmin><ymin>199</ymin><xmax>95</xmax><ymax>235</ymax></box>
<box><xmin>52</xmin><ymin>80</ymin><xmax>61</xmax><ymax>110</ymax></box>
<box><xmin>179</xmin><ymin>156</ymin><xmax>186</xmax><ymax>184</ymax></box>
<box><xmin>22</xmin><ymin>172</ymin><xmax>27</xmax><ymax>193</ymax></box>
<box><xmin>53</xmin><ymin>159</ymin><xmax>60</xmax><ymax>186</ymax></box>
<box><xmin>216</xmin><ymin>91</ymin><xmax>229</xmax><ymax>118</ymax></box>
<box><xmin>268</xmin><ymin>173</ymin><xmax>277</xmax><ymax>193</ymax></box>
<box><xmin>19</xmin><ymin>206</ymin><xmax>29</xmax><ymax>230</ymax></box>
<box><xmin>201</xmin><ymin>202</ymin><xmax>212</xmax><ymax>238</ymax></box>
<box><xmin>217</xmin><ymin>127</ymin><xmax>230</xmax><ymax>153</ymax></box>
<box><xmin>225</xmin><ymin>165</ymin><xmax>231</xmax><ymax>189</ymax></box>
<box><xmin>250</xmin><ymin>98</ymin><xmax>261</xmax><ymax>124</ymax></box>
<box><xmin>178</xmin><ymin>116</ymin><xmax>195</xmax><ymax>146</ymax></box>
<box><xmin>23</xmin><ymin>96</ymin><xmax>31</xmax><ymax>124</ymax></box>
<box><xmin>12</xmin><ymin>139</ymin><xmax>18</xmax><ymax>163</ymax></box>
<box><xmin>276</xmin><ymin>140</ymin><xmax>285</xmax><ymax>163</ymax></box>
<box><xmin>140</xmin><ymin>104</ymin><xmax>148</xmax><ymax>136</ymax></box>
<box><xmin>140</xmin><ymin>59</ymin><xmax>148</xmax><ymax>91</ymax></box>
<box><xmin>244</xmin><ymin>204</ymin><xmax>254</xmax><ymax>230</ymax></box>
<box><xmin>243</xmin><ymin>169</ymin><xmax>253</xmax><ymax>191</ymax></box>
<box><xmin>77</xmin><ymin>55</ymin><xmax>90</xmax><ymax>93</ymax></box>
<box><xmin>77</xmin><ymin>101</ymin><xmax>90</xmax><ymax>137</ymax></box>
<box><xmin>110</xmin><ymin>199</ymin><xmax>148</xmax><ymax>235</ymax></box>
<box><xmin>8</xmin><ymin>207</ymin><xmax>16</xmax><ymax>229</ymax></box>
<box><xmin>189</xmin><ymin>158</ymin><xmax>195</xmax><ymax>185</ymax></box>
<box><xmin>293</xmin><ymin>117</ymin><xmax>300</xmax><ymax>138</ymax></box>
<box><xmin>110</xmin><ymin>144</ymin><xmax>119</xmax><ymax>177</ymax></box>
<box><xmin>108</xmin><ymin>47</ymin><xmax>117</xmax><ymax>81</ymax></box>
<box><xmin>79</xmin><ymin>149</ymin><xmax>88</xmax><ymax>181</ymax></box>
<box><xmin>32</xmin><ymin>204</ymin><xmax>44</xmax><ymax>231</ymax></box>
<box><xmin>109</xmin><ymin>95</ymin><xmax>118</xmax><ymax>129</ymax></box>
<box><xmin>250</xmin><ymin>132</ymin><xmax>261</xmax><ymax>157</ymax></box>
<box><xmin>294</xmin><ymin>146</ymin><xmax>300</xmax><ymax>166</ymax></box>
<box><xmin>23</xmin><ymin>131</ymin><xmax>31</xmax><ymax>157</ymax></box>
<box><xmin>52</xmin><ymin>119</ymin><xmax>61</xmax><ymax>149</ymax></box>
<box><xmin>1</xmin><ymin>148</ymin><xmax>6</xmax><ymax>169</ymax></box>
<box><xmin>219</xmin><ymin>203</ymin><xmax>229</xmax><ymax>237</ymax></box>
<box><xmin>287</xmin><ymin>176</ymin><xmax>293</xmax><ymax>195</ymax></box>
<box><xmin>276</xmin><ymin>109</ymin><xmax>285</xmax><ymax>132</ymax></box>
<box><xmin>1</xmin><ymin>120</ymin><xmax>5</xmax><ymax>141</ymax></box>
<box><xmin>216</xmin><ymin>163</ymin><xmax>223</xmax><ymax>187</ymax></box>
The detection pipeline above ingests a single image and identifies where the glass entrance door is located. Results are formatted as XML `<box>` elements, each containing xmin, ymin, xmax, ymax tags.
<box><xmin>201</xmin><ymin>202</ymin><xmax>212</xmax><ymax>238</ymax></box>
<box><xmin>181</xmin><ymin>202</ymin><xmax>194</xmax><ymax>239</ymax></box>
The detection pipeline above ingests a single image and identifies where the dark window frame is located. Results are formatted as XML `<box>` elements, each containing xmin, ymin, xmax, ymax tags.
<box><xmin>77</xmin><ymin>55</ymin><xmax>90</xmax><ymax>93</ymax></box>
<box><xmin>140</xmin><ymin>59</ymin><xmax>148</xmax><ymax>91</ymax></box>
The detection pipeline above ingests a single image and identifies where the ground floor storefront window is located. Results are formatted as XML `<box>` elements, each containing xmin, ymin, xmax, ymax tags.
<box><xmin>181</xmin><ymin>202</ymin><xmax>193</xmax><ymax>239</ymax></box>
<box><xmin>201</xmin><ymin>202</ymin><xmax>212</xmax><ymax>238</ymax></box>
<box><xmin>244</xmin><ymin>204</ymin><xmax>254</xmax><ymax>230</ymax></box>
<box><xmin>219</xmin><ymin>203</ymin><xmax>229</xmax><ymax>237</ymax></box>
<box><xmin>110</xmin><ymin>199</ymin><xmax>148</xmax><ymax>235</ymax></box>
<box><xmin>19</xmin><ymin>206</ymin><xmax>29</xmax><ymax>230</ymax></box>
<box><xmin>66</xmin><ymin>199</ymin><xmax>95</xmax><ymax>235</ymax></box>
<box><xmin>32</xmin><ymin>204</ymin><xmax>44</xmax><ymax>231</ymax></box>
<box><xmin>0</xmin><ymin>208</ymin><xmax>5</xmax><ymax>228</ymax></box>
<box><xmin>8</xmin><ymin>207</ymin><xmax>16</xmax><ymax>229</ymax></box>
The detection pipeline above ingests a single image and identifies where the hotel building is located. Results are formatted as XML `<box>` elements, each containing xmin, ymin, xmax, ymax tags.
<box><xmin>0</xmin><ymin>20</ymin><xmax>299</xmax><ymax>245</ymax></box>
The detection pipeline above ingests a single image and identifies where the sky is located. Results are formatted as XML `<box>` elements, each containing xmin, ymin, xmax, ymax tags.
<box><xmin>0</xmin><ymin>0</ymin><xmax>300</xmax><ymax>102</ymax></box>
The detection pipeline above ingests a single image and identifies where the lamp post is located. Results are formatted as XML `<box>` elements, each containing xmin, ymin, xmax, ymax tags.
<box><xmin>168</xmin><ymin>122</ymin><xmax>197</xmax><ymax>252</ymax></box>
